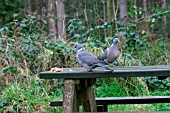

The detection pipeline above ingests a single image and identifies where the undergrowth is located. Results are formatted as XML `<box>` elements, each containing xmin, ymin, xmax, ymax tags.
<box><xmin>0</xmin><ymin>75</ymin><xmax>63</xmax><ymax>113</ymax></box>
<box><xmin>0</xmin><ymin>17</ymin><xmax>170</xmax><ymax>112</ymax></box>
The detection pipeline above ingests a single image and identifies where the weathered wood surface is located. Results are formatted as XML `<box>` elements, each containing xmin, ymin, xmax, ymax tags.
<box><xmin>40</xmin><ymin>65</ymin><xmax>170</xmax><ymax>79</ymax></box>
<box><xmin>102</xmin><ymin>111</ymin><xmax>170</xmax><ymax>113</ymax></box>
<box><xmin>77</xmin><ymin>79</ymin><xmax>97</xmax><ymax>112</ymax></box>
<box><xmin>61</xmin><ymin>79</ymin><xmax>97</xmax><ymax>112</ymax></box>
<box><xmin>50</xmin><ymin>96</ymin><xmax>170</xmax><ymax>106</ymax></box>
<box><xmin>95</xmin><ymin>96</ymin><xmax>170</xmax><ymax>105</ymax></box>
<box><xmin>62</xmin><ymin>80</ymin><xmax>75</xmax><ymax>113</ymax></box>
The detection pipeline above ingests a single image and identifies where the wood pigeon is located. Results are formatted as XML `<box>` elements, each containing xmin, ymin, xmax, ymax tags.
<box><xmin>100</xmin><ymin>38</ymin><xmax>120</xmax><ymax>65</ymax></box>
<box><xmin>76</xmin><ymin>44</ymin><xmax>113</xmax><ymax>72</ymax></box>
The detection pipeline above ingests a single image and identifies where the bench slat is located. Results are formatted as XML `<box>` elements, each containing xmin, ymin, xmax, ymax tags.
<box><xmin>95</xmin><ymin>96</ymin><xmax>170</xmax><ymax>105</ymax></box>
<box><xmin>105</xmin><ymin>112</ymin><xmax>170</xmax><ymax>113</ymax></box>
<box><xmin>50</xmin><ymin>96</ymin><xmax>170</xmax><ymax>106</ymax></box>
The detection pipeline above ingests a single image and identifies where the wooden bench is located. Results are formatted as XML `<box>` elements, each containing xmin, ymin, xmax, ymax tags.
<box><xmin>50</xmin><ymin>96</ymin><xmax>170</xmax><ymax>112</ymax></box>
<box><xmin>39</xmin><ymin>65</ymin><xmax>170</xmax><ymax>112</ymax></box>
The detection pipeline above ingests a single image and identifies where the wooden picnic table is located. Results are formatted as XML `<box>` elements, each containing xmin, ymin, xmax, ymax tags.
<box><xmin>39</xmin><ymin>65</ymin><xmax>170</xmax><ymax>112</ymax></box>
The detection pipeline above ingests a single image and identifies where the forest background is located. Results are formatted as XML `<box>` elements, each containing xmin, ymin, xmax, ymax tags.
<box><xmin>0</xmin><ymin>0</ymin><xmax>170</xmax><ymax>112</ymax></box>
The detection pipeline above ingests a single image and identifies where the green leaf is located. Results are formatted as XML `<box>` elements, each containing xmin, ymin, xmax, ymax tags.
<box><xmin>9</xmin><ymin>66</ymin><xmax>18</xmax><ymax>73</ymax></box>
<box><xmin>139</xmin><ymin>11</ymin><xmax>142</xmax><ymax>15</ymax></box>
<box><xmin>30</xmin><ymin>16</ymin><xmax>36</xmax><ymax>19</ymax></box>
<box><xmin>151</xmin><ymin>18</ymin><xmax>156</xmax><ymax>22</ymax></box>
<box><xmin>142</xmin><ymin>30</ymin><xmax>145</xmax><ymax>35</ymax></box>
<box><xmin>133</xmin><ymin>6</ymin><xmax>137</xmax><ymax>9</ymax></box>
<box><xmin>103</xmin><ymin>22</ymin><xmax>108</xmax><ymax>26</ymax></box>
<box><xmin>42</xmin><ymin>20</ymin><xmax>47</xmax><ymax>24</ymax></box>
<box><xmin>3</xmin><ymin>68</ymin><xmax>9</xmax><ymax>73</ymax></box>
<box><xmin>0</xmin><ymin>100</ymin><xmax>7</xmax><ymax>107</ymax></box>
<box><xmin>20</xmin><ymin>23</ymin><xmax>26</xmax><ymax>27</ymax></box>
<box><xmin>2</xmin><ymin>67</ymin><xmax>9</xmax><ymax>75</ymax></box>
<box><xmin>0</xmin><ymin>28</ymin><xmax>5</xmax><ymax>32</ymax></box>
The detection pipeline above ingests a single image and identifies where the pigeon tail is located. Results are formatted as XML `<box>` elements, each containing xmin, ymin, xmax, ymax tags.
<box><xmin>102</xmin><ymin>65</ymin><xmax>114</xmax><ymax>72</ymax></box>
<box><xmin>94</xmin><ymin>63</ymin><xmax>114</xmax><ymax>72</ymax></box>
<box><xmin>98</xmin><ymin>60</ymin><xmax>108</xmax><ymax>65</ymax></box>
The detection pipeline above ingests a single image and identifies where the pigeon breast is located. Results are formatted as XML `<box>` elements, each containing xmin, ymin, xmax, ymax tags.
<box><xmin>106</xmin><ymin>44</ymin><xmax>120</xmax><ymax>63</ymax></box>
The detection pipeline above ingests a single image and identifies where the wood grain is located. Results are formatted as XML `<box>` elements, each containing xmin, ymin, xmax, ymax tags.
<box><xmin>40</xmin><ymin>65</ymin><xmax>170</xmax><ymax>79</ymax></box>
<box><xmin>50</xmin><ymin>96</ymin><xmax>170</xmax><ymax>106</ymax></box>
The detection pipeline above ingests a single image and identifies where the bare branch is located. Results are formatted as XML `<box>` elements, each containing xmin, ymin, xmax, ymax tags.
<box><xmin>132</xmin><ymin>11</ymin><xmax>170</xmax><ymax>23</ymax></box>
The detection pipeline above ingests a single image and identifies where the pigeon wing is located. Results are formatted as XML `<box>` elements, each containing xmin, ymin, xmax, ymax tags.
<box><xmin>100</xmin><ymin>48</ymin><xmax>108</xmax><ymax>60</ymax></box>
<box><xmin>77</xmin><ymin>50</ymin><xmax>99</xmax><ymax>66</ymax></box>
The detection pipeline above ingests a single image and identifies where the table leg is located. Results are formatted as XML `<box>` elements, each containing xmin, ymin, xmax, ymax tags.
<box><xmin>62</xmin><ymin>79</ymin><xmax>77</xmax><ymax>113</ymax></box>
<box><xmin>79</xmin><ymin>79</ymin><xmax>97</xmax><ymax>112</ymax></box>
<box><xmin>88</xmin><ymin>85</ymin><xmax>97</xmax><ymax>112</ymax></box>
<box><xmin>73</xmin><ymin>87</ymin><xmax>80</xmax><ymax>112</ymax></box>
<box><xmin>62</xmin><ymin>79</ymin><xmax>96</xmax><ymax>112</ymax></box>
<box><xmin>83</xmin><ymin>85</ymin><xmax>97</xmax><ymax>112</ymax></box>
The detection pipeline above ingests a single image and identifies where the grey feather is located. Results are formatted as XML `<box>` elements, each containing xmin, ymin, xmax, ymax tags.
<box><xmin>100</xmin><ymin>48</ymin><xmax>108</xmax><ymax>61</ymax></box>
<box><xmin>100</xmin><ymin>38</ymin><xmax>120</xmax><ymax>64</ymax></box>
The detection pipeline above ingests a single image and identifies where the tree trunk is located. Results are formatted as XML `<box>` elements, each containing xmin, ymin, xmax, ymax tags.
<box><xmin>161</xmin><ymin>0</ymin><xmax>167</xmax><ymax>37</ymax></box>
<box><xmin>24</xmin><ymin>0</ymin><xmax>32</xmax><ymax>15</ymax></box>
<box><xmin>56</xmin><ymin>0</ymin><xmax>66</xmax><ymax>39</ymax></box>
<box><xmin>134</xmin><ymin>0</ymin><xmax>137</xmax><ymax>21</ymax></box>
<box><xmin>143</xmin><ymin>0</ymin><xmax>148</xmax><ymax>16</ymax></box>
<box><xmin>106</xmin><ymin>0</ymin><xmax>111</xmax><ymax>20</ymax></box>
<box><xmin>143</xmin><ymin>0</ymin><xmax>150</xmax><ymax>37</ymax></box>
<box><xmin>119</xmin><ymin>0</ymin><xmax>128</xmax><ymax>25</ymax></box>
<box><xmin>112</xmin><ymin>0</ymin><xmax>118</xmax><ymax>34</ymax></box>
<box><xmin>31</xmin><ymin>0</ymin><xmax>41</xmax><ymax>26</ymax></box>
<box><xmin>48</xmin><ymin>0</ymin><xmax>57</xmax><ymax>37</ymax></box>
<box><xmin>106</xmin><ymin>0</ymin><xmax>112</xmax><ymax>36</ymax></box>
<box><xmin>32</xmin><ymin>0</ymin><xmax>41</xmax><ymax>14</ymax></box>
<box><xmin>101</xmin><ymin>0</ymin><xmax>106</xmax><ymax>38</ymax></box>
<box><xmin>83</xmin><ymin>1</ymin><xmax>89</xmax><ymax>29</ymax></box>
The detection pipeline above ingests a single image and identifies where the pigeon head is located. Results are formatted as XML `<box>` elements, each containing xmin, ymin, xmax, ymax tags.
<box><xmin>75</xmin><ymin>44</ymin><xmax>83</xmax><ymax>50</ymax></box>
<box><xmin>112</xmin><ymin>38</ymin><xmax>120</xmax><ymax>44</ymax></box>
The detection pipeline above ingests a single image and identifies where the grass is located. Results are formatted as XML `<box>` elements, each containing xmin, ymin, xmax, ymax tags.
<box><xmin>96</xmin><ymin>77</ymin><xmax>149</xmax><ymax>97</ymax></box>
<box><xmin>108</xmin><ymin>104</ymin><xmax>170</xmax><ymax>112</ymax></box>
<box><xmin>0</xmin><ymin>75</ymin><xmax>63</xmax><ymax>113</ymax></box>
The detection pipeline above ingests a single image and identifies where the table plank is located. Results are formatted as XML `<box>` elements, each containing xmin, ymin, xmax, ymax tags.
<box><xmin>39</xmin><ymin>65</ymin><xmax>170</xmax><ymax>79</ymax></box>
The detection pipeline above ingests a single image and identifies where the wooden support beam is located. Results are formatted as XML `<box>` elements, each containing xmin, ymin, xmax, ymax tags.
<box><xmin>62</xmin><ymin>80</ymin><xmax>76</xmax><ymax>113</ymax></box>
<box><xmin>78</xmin><ymin>79</ymin><xmax>97</xmax><ymax>112</ymax></box>
<box><xmin>61</xmin><ymin>79</ymin><xmax>97</xmax><ymax>112</ymax></box>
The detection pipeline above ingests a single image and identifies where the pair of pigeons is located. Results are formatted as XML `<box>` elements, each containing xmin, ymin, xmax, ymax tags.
<box><xmin>76</xmin><ymin>38</ymin><xmax>120</xmax><ymax>72</ymax></box>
